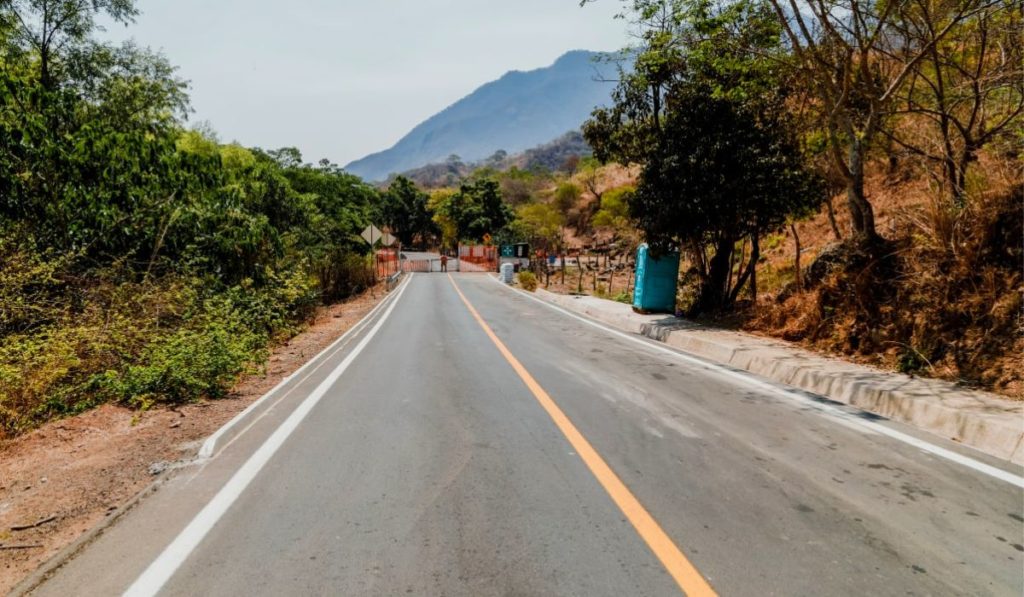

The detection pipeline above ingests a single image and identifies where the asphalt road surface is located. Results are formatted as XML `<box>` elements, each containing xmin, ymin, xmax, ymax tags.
<box><xmin>28</xmin><ymin>273</ymin><xmax>1024</xmax><ymax>596</ymax></box>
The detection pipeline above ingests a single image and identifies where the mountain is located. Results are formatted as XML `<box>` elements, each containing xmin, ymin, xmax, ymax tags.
<box><xmin>344</xmin><ymin>50</ymin><xmax>616</xmax><ymax>182</ymax></box>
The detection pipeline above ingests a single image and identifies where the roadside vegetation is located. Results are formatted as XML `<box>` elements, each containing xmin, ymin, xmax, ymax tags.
<box><xmin>0</xmin><ymin>1</ymin><xmax>380</xmax><ymax>436</ymax></box>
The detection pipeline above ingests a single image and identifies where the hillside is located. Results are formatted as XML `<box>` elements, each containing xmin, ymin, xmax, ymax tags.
<box><xmin>536</xmin><ymin>153</ymin><xmax>1023</xmax><ymax>399</ymax></box>
<box><xmin>396</xmin><ymin>131</ymin><xmax>592</xmax><ymax>188</ymax></box>
<box><xmin>344</xmin><ymin>50</ymin><xmax>616</xmax><ymax>181</ymax></box>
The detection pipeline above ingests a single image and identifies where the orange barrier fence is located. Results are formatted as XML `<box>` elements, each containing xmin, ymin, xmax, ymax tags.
<box><xmin>402</xmin><ymin>258</ymin><xmax>432</xmax><ymax>273</ymax></box>
<box><xmin>375</xmin><ymin>248</ymin><xmax>399</xmax><ymax>278</ymax></box>
<box><xmin>458</xmin><ymin>245</ymin><xmax>497</xmax><ymax>272</ymax></box>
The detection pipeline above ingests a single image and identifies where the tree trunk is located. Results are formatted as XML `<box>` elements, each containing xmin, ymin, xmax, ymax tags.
<box><xmin>791</xmin><ymin>223</ymin><xmax>802</xmax><ymax>291</ymax></box>
<box><xmin>692</xmin><ymin>237</ymin><xmax>734</xmax><ymax>315</ymax></box>
<box><xmin>825</xmin><ymin>197</ymin><xmax>843</xmax><ymax>241</ymax></box>
<box><xmin>950</xmin><ymin>146</ymin><xmax>975</xmax><ymax>209</ymax></box>
<box><xmin>749</xmin><ymin>235</ymin><xmax>760</xmax><ymax>302</ymax></box>
<box><xmin>750</xmin><ymin>244</ymin><xmax>758</xmax><ymax>303</ymax></box>
<box><xmin>847</xmin><ymin>140</ymin><xmax>878</xmax><ymax>242</ymax></box>
<box><xmin>730</xmin><ymin>235</ymin><xmax>759</xmax><ymax>304</ymax></box>
<box><xmin>577</xmin><ymin>255</ymin><xmax>584</xmax><ymax>294</ymax></box>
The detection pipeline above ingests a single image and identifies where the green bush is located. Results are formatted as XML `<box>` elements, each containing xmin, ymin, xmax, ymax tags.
<box><xmin>92</xmin><ymin>317</ymin><xmax>266</xmax><ymax>407</ymax></box>
<box><xmin>220</xmin><ymin>269</ymin><xmax>319</xmax><ymax>338</ymax></box>
<box><xmin>518</xmin><ymin>270</ymin><xmax>538</xmax><ymax>291</ymax></box>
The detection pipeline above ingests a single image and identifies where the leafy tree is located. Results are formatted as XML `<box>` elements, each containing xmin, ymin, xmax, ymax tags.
<box><xmin>3</xmin><ymin>0</ymin><xmax>138</xmax><ymax>91</ymax></box>
<box><xmin>0</xmin><ymin>0</ymin><xmax>385</xmax><ymax>434</ymax></box>
<box><xmin>592</xmin><ymin>185</ymin><xmax>640</xmax><ymax>253</ymax></box>
<box><xmin>379</xmin><ymin>176</ymin><xmax>437</xmax><ymax>246</ymax></box>
<box><xmin>267</xmin><ymin>146</ymin><xmax>304</xmax><ymax>169</ymax></box>
<box><xmin>584</xmin><ymin>0</ymin><xmax>822</xmax><ymax>313</ymax></box>
<box><xmin>496</xmin><ymin>166</ymin><xmax>547</xmax><ymax>207</ymax></box>
<box><xmin>1</xmin><ymin>3</ymin><xmax>190</xmax><ymax>262</ymax></box>
<box><xmin>553</xmin><ymin>180</ymin><xmax>584</xmax><ymax>230</ymax></box>
<box><xmin>428</xmin><ymin>189</ymin><xmax>459</xmax><ymax>249</ymax></box>
<box><xmin>631</xmin><ymin>88</ymin><xmax>822</xmax><ymax>313</ymax></box>
<box><xmin>436</xmin><ymin>178</ymin><xmax>512</xmax><ymax>243</ymax></box>
<box><xmin>275</xmin><ymin>153</ymin><xmax>376</xmax><ymax>263</ymax></box>
<box><xmin>515</xmin><ymin>202</ymin><xmax>564</xmax><ymax>250</ymax></box>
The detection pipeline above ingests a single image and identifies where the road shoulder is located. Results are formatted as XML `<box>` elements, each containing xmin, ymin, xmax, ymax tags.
<box><xmin>0</xmin><ymin>287</ymin><xmax>388</xmax><ymax>595</ymax></box>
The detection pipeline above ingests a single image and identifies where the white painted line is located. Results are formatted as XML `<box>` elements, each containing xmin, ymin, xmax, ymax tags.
<box><xmin>123</xmin><ymin>274</ymin><xmax>413</xmax><ymax>597</ymax></box>
<box><xmin>487</xmin><ymin>275</ymin><xmax>1024</xmax><ymax>489</ymax></box>
<box><xmin>197</xmin><ymin>274</ymin><xmax>409</xmax><ymax>459</ymax></box>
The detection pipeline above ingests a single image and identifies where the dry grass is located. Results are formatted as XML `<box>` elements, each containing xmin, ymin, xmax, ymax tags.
<box><xmin>748</xmin><ymin>154</ymin><xmax>1023</xmax><ymax>398</ymax></box>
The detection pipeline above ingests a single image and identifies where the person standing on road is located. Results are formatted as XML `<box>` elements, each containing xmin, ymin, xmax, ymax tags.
<box><xmin>440</xmin><ymin>254</ymin><xmax>448</xmax><ymax>273</ymax></box>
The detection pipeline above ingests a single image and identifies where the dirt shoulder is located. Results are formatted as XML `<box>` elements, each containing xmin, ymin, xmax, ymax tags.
<box><xmin>0</xmin><ymin>286</ymin><xmax>387</xmax><ymax>593</ymax></box>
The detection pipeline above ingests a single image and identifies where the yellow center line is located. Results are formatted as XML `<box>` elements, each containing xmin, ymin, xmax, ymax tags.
<box><xmin>447</xmin><ymin>274</ymin><xmax>717</xmax><ymax>597</ymax></box>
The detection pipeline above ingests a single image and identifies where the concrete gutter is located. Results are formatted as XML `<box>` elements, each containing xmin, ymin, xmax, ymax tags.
<box><xmin>532</xmin><ymin>288</ymin><xmax>1024</xmax><ymax>465</ymax></box>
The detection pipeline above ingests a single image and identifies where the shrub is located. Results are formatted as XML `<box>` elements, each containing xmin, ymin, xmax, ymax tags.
<box><xmin>221</xmin><ymin>269</ymin><xmax>319</xmax><ymax>338</ymax></box>
<box><xmin>517</xmin><ymin>270</ymin><xmax>538</xmax><ymax>291</ymax></box>
<box><xmin>92</xmin><ymin>317</ymin><xmax>266</xmax><ymax>407</ymax></box>
<box><xmin>314</xmin><ymin>252</ymin><xmax>376</xmax><ymax>302</ymax></box>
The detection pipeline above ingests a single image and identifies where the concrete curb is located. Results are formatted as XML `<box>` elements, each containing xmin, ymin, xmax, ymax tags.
<box><xmin>532</xmin><ymin>288</ymin><xmax>1024</xmax><ymax>465</ymax></box>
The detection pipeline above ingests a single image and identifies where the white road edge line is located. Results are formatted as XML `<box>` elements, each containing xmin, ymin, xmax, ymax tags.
<box><xmin>123</xmin><ymin>274</ymin><xmax>414</xmax><ymax>597</ymax></box>
<box><xmin>197</xmin><ymin>274</ymin><xmax>409</xmax><ymax>459</ymax></box>
<box><xmin>487</xmin><ymin>275</ymin><xmax>1024</xmax><ymax>489</ymax></box>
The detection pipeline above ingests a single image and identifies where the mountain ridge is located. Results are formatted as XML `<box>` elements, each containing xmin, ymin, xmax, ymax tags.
<box><xmin>344</xmin><ymin>50</ymin><xmax>616</xmax><ymax>181</ymax></box>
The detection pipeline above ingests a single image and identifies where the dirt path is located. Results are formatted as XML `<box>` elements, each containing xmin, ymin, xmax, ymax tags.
<box><xmin>0</xmin><ymin>286</ymin><xmax>388</xmax><ymax>593</ymax></box>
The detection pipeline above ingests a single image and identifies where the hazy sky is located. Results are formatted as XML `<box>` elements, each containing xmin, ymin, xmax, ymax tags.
<box><xmin>102</xmin><ymin>1</ymin><xmax>631</xmax><ymax>166</ymax></box>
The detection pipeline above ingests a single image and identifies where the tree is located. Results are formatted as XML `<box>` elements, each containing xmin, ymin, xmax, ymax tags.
<box><xmin>444</xmin><ymin>178</ymin><xmax>512</xmax><ymax>242</ymax></box>
<box><xmin>884</xmin><ymin>0</ymin><xmax>1022</xmax><ymax>208</ymax></box>
<box><xmin>485</xmin><ymin>149</ymin><xmax>508</xmax><ymax>166</ymax></box>
<box><xmin>592</xmin><ymin>185</ymin><xmax>640</xmax><ymax>254</ymax></box>
<box><xmin>584</xmin><ymin>0</ymin><xmax>791</xmax><ymax>163</ymax></box>
<box><xmin>583</xmin><ymin>0</ymin><xmax>823</xmax><ymax>312</ymax></box>
<box><xmin>765</xmin><ymin>0</ymin><xmax>996</xmax><ymax>242</ymax></box>
<box><xmin>553</xmin><ymin>181</ymin><xmax>582</xmax><ymax>224</ymax></box>
<box><xmin>267</xmin><ymin>147</ymin><xmax>304</xmax><ymax>169</ymax></box>
<box><xmin>516</xmin><ymin>202</ymin><xmax>565</xmax><ymax>251</ymax></box>
<box><xmin>428</xmin><ymin>189</ymin><xmax>459</xmax><ymax>249</ymax></box>
<box><xmin>1</xmin><ymin>2</ymin><xmax>189</xmax><ymax>260</ymax></box>
<box><xmin>379</xmin><ymin>176</ymin><xmax>436</xmax><ymax>247</ymax></box>
<box><xmin>631</xmin><ymin>88</ymin><xmax>822</xmax><ymax>313</ymax></box>
<box><xmin>3</xmin><ymin>0</ymin><xmax>138</xmax><ymax>92</ymax></box>
<box><xmin>496</xmin><ymin>167</ymin><xmax>545</xmax><ymax>207</ymax></box>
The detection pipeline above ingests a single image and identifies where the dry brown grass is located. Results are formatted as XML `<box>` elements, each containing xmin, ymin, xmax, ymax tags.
<box><xmin>749</xmin><ymin>153</ymin><xmax>1023</xmax><ymax>398</ymax></box>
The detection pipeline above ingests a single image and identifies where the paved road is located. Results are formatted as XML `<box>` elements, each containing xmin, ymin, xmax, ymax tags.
<box><xmin>29</xmin><ymin>274</ymin><xmax>1024</xmax><ymax>596</ymax></box>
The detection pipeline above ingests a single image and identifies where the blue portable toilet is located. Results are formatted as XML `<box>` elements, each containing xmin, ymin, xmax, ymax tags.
<box><xmin>633</xmin><ymin>244</ymin><xmax>680</xmax><ymax>314</ymax></box>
